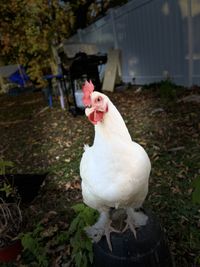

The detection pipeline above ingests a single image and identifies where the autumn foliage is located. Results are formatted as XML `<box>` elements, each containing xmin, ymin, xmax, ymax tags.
<box><xmin>0</xmin><ymin>0</ymin><xmax>75</xmax><ymax>87</ymax></box>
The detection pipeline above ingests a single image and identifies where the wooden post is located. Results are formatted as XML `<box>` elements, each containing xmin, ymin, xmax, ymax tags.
<box><xmin>102</xmin><ymin>49</ymin><xmax>121</xmax><ymax>92</ymax></box>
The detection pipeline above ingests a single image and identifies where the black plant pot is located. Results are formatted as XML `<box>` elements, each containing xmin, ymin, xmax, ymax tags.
<box><xmin>0</xmin><ymin>173</ymin><xmax>48</xmax><ymax>204</ymax></box>
<box><xmin>93</xmin><ymin>211</ymin><xmax>174</xmax><ymax>267</ymax></box>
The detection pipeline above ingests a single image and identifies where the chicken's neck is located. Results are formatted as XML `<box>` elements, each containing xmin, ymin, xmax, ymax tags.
<box><xmin>93</xmin><ymin>101</ymin><xmax>132</xmax><ymax>145</ymax></box>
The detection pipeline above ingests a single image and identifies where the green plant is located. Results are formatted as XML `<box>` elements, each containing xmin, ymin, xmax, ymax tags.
<box><xmin>19</xmin><ymin>204</ymin><xmax>98</xmax><ymax>267</ymax></box>
<box><xmin>0</xmin><ymin>160</ymin><xmax>22</xmax><ymax>248</ymax></box>
<box><xmin>0</xmin><ymin>198</ymin><xmax>22</xmax><ymax>247</ymax></box>
<box><xmin>20</xmin><ymin>224</ymin><xmax>48</xmax><ymax>267</ymax></box>
<box><xmin>143</xmin><ymin>79</ymin><xmax>183</xmax><ymax>103</ymax></box>
<box><xmin>159</xmin><ymin>79</ymin><xmax>177</xmax><ymax>102</ymax></box>
<box><xmin>0</xmin><ymin>160</ymin><xmax>14</xmax><ymax>175</ymax></box>
<box><xmin>195</xmin><ymin>256</ymin><xmax>200</xmax><ymax>265</ymax></box>
<box><xmin>68</xmin><ymin>203</ymin><xmax>98</xmax><ymax>267</ymax></box>
<box><xmin>192</xmin><ymin>177</ymin><xmax>200</xmax><ymax>204</ymax></box>
<box><xmin>0</xmin><ymin>160</ymin><xmax>19</xmax><ymax>202</ymax></box>
<box><xmin>0</xmin><ymin>182</ymin><xmax>13</xmax><ymax>198</ymax></box>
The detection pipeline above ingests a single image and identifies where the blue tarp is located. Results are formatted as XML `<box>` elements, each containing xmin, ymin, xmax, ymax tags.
<box><xmin>9</xmin><ymin>66</ymin><xmax>29</xmax><ymax>86</ymax></box>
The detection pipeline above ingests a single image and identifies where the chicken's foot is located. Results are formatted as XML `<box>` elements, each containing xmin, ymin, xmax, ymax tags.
<box><xmin>122</xmin><ymin>208</ymin><xmax>148</xmax><ymax>238</ymax></box>
<box><xmin>104</xmin><ymin>219</ymin><xmax>120</xmax><ymax>251</ymax></box>
<box><xmin>85</xmin><ymin>210</ymin><xmax>119</xmax><ymax>251</ymax></box>
<box><xmin>85</xmin><ymin>211</ymin><xmax>110</xmax><ymax>242</ymax></box>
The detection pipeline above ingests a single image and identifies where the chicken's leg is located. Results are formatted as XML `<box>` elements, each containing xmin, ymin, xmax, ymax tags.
<box><xmin>123</xmin><ymin>207</ymin><xmax>148</xmax><ymax>237</ymax></box>
<box><xmin>85</xmin><ymin>210</ymin><xmax>119</xmax><ymax>251</ymax></box>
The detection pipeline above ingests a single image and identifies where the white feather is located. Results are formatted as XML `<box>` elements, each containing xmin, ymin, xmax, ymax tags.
<box><xmin>80</xmin><ymin>95</ymin><xmax>151</xmax><ymax>213</ymax></box>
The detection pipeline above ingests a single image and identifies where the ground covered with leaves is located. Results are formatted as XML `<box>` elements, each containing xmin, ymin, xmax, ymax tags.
<box><xmin>0</xmin><ymin>84</ymin><xmax>200</xmax><ymax>267</ymax></box>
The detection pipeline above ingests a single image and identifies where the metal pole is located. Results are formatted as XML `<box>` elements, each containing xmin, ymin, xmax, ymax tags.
<box><xmin>187</xmin><ymin>0</ymin><xmax>193</xmax><ymax>88</ymax></box>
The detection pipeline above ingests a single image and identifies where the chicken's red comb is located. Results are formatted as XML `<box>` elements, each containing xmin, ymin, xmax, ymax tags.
<box><xmin>82</xmin><ymin>80</ymin><xmax>94</xmax><ymax>106</ymax></box>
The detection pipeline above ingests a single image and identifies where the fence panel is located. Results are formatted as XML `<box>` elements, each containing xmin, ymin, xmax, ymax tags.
<box><xmin>66</xmin><ymin>0</ymin><xmax>200</xmax><ymax>86</ymax></box>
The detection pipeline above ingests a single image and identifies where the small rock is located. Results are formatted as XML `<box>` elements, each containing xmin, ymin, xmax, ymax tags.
<box><xmin>135</xmin><ymin>87</ymin><xmax>142</xmax><ymax>93</ymax></box>
<box><xmin>168</xmin><ymin>146</ymin><xmax>185</xmax><ymax>152</ymax></box>
<box><xmin>151</xmin><ymin>108</ymin><xmax>165</xmax><ymax>115</ymax></box>
<box><xmin>178</xmin><ymin>94</ymin><xmax>200</xmax><ymax>103</ymax></box>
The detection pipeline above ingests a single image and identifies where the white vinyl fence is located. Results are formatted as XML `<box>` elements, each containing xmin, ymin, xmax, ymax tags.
<box><xmin>66</xmin><ymin>0</ymin><xmax>200</xmax><ymax>87</ymax></box>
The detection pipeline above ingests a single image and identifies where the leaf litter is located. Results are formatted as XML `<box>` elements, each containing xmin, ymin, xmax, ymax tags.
<box><xmin>0</xmin><ymin>87</ymin><xmax>199</xmax><ymax>266</ymax></box>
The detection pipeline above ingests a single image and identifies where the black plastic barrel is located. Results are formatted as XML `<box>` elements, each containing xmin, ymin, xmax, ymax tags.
<box><xmin>93</xmin><ymin>210</ymin><xmax>174</xmax><ymax>267</ymax></box>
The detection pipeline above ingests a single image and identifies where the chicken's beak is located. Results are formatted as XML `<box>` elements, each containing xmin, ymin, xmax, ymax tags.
<box><xmin>85</xmin><ymin>105</ymin><xmax>107</xmax><ymax>125</ymax></box>
<box><xmin>85</xmin><ymin>106</ymin><xmax>95</xmax><ymax>117</ymax></box>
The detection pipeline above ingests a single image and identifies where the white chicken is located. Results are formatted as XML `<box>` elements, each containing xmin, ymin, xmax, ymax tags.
<box><xmin>80</xmin><ymin>80</ymin><xmax>151</xmax><ymax>250</ymax></box>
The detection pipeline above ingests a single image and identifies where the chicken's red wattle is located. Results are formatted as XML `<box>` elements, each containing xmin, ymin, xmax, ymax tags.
<box><xmin>88</xmin><ymin>110</ymin><xmax>104</xmax><ymax>125</ymax></box>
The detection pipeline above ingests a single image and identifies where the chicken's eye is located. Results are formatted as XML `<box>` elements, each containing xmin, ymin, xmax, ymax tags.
<box><xmin>97</xmin><ymin>97</ymin><xmax>101</xmax><ymax>102</ymax></box>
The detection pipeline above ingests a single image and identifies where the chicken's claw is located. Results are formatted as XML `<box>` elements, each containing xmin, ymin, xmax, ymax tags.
<box><xmin>85</xmin><ymin>225</ymin><xmax>104</xmax><ymax>243</ymax></box>
<box><xmin>122</xmin><ymin>208</ymin><xmax>148</xmax><ymax>238</ymax></box>
<box><xmin>122</xmin><ymin>217</ymin><xmax>137</xmax><ymax>238</ymax></box>
<box><xmin>85</xmin><ymin>219</ymin><xmax>120</xmax><ymax>251</ymax></box>
<box><xmin>104</xmin><ymin>219</ymin><xmax>120</xmax><ymax>251</ymax></box>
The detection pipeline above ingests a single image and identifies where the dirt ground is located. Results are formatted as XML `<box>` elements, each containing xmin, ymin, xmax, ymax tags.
<box><xmin>0</xmin><ymin>85</ymin><xmax>199</xmax><ymax>266</ymax></box>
